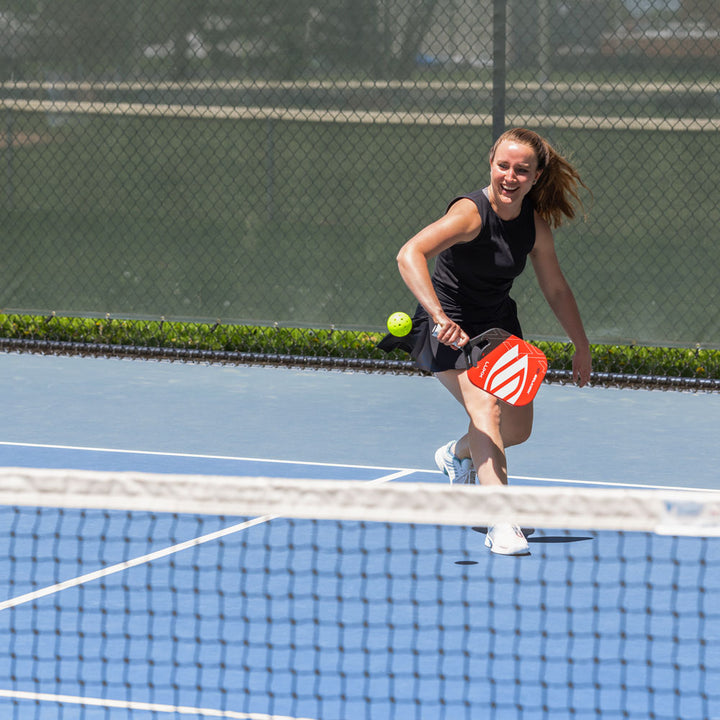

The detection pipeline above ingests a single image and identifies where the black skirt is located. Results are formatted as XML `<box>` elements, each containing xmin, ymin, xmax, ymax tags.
<box><xmin>377</xmin><ymin>301</ymin><xmax>523</xmax><ymax>373</ymax></box>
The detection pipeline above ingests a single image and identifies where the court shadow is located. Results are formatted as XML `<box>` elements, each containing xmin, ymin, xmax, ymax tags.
<box><xmin>528</xmin><ymin>536</ymin><xmax>593</xmax><ymax>544</ymax></box>
<box><xmin>454</xmin><ymin>529</ymin><xmax>593</xmax><ymax>562</ymax></box>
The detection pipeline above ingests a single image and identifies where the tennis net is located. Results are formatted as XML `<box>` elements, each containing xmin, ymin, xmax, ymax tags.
<box><xmin>0</xmin><ymin>468</ymin><xmax>718</xmax><ymax>720</ymax></box>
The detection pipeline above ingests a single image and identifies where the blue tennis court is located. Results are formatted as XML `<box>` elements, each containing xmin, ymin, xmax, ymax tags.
<box><xmin>0</xmin><ymin>352</ymin><xmax>718</xmax><ymax>719</ymax></box>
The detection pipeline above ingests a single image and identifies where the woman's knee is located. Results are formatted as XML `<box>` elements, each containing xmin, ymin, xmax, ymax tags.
<box><xmin>501</xmin><ymin>404</ymin><xmax>534</xmax><ymax>447</ymax></box>
<box><xmin>466</xmin><ymin>393</ymin><xmax>503</xmax><ymax>432</ymax></box>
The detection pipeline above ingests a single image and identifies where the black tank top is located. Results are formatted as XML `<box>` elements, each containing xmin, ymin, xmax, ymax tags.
<box><xmin>432</xmin><ymin>188</ymin><xmax>536</xmax><ymax>323</ymax></box>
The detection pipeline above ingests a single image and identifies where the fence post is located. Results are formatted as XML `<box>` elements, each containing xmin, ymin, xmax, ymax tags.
<box><xmin>492</xmin><ymin>0</ymin><xmax>506</xmax><ymax>141</ymax></box>
<box><xmin>3</xmin><ymin>109</ymin><xmax>14</xmax><ymax>209</ymax></box>
<box><xmin>266</xmin><ymin>118</ymin><xmax>275</xmax><ymax>223</ymax></box>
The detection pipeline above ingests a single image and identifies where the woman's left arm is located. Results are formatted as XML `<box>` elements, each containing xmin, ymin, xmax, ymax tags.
<box><xmin>529</xmin><ymin>214</ymin><xmax>592</xmax><ymax>386</ymax></box>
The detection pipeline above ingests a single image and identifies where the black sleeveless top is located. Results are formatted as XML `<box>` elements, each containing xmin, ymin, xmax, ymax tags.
<box><xmin>378</xmin><ymin>188</ymin><xmax>537</xmax><ymax>371</ymax></box>
<box><xmin>433</xmin><ymin>188</ymin><xmax>536</xmax><ymax>324</ymax></box>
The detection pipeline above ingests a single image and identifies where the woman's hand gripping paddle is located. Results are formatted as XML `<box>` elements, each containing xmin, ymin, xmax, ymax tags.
<box><xmin>463</xmin><ymin>328</ymin><xmax>547</xmax><ymax>406</ymax></box>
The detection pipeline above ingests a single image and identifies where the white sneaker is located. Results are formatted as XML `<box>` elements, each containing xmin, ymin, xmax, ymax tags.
<box><xmin>485</xmin><ymin>524</ymin><xmax>530</xmax><ymax>556</ymax></box>
<box><xmin>435</xmin><ymin>441</ymin><xmax>474</xmax><ymax>484</ymax></box>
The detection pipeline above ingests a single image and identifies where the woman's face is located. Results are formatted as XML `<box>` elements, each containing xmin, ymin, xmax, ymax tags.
<box><xmin>489</xmin><ymin>140</ymin><xmax>541</xmax><ymax>215</ymax></box>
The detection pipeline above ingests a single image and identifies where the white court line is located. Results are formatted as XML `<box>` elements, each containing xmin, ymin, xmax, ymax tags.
<box><xmin>0</xmin><ymin>468</ymin><xmax>412</xmax><ymax>613</ymax></box>
<box><xmin>0</xmin><ymin>689</ymin><xmax>315</xmax><ymax>720</ymax></box>
<box><xmin>0</xmin><ymin>440</ymin><xmax>428</xmax><ymax>473</ymax></box>
<box><xmin>510</xmin><ymin>475</ymin><xmax>719</xmax><ymax>493</ymax></box>
<box><xmin>0</xmin><ymin>440</ymin><xmax>714</xmax><ymax>492</ymax></box>
<box><xmin>0</xmin><ymin>515</ymin><xmax>276</xmax><ymax>612</ymax></box>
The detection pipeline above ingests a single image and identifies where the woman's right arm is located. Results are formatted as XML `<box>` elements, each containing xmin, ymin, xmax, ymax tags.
<box><xmin>396</xmin><ymin>198</ymin><xmax>482</xmax><ymax>348</ymax></box>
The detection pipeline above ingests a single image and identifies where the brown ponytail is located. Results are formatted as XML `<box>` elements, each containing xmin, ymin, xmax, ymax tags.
<box><xmin>489</xmin><ymin>128</ymin><xmax>588</xmax><ymax>229</ymax></box>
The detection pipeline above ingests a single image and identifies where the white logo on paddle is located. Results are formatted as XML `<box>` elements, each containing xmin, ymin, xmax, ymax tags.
<box><xmin>483</xmin><ymin>345</ymin><xmax>529</xmax><ymax>405</ymax></box>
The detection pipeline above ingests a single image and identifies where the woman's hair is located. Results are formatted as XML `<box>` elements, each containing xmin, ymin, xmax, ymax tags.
<box><xmin>489</xmin><ymin>128</ymin><xmax>588</xmax><ymax>228</ymax></box>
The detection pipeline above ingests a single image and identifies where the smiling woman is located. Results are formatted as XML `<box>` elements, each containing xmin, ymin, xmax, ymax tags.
<box><xmin>488</xmin><ymin>141</ymin><xmax>540</xmax><ymax>213</ymax></box>
<box><xmin>489</xmin><ymin>127</ymin><xmax>587</xmax><ymax>228</ymax></box>
<box><xmin>378</xmin><ymin>128</ymin><xmax>592</xmax><ymax>555</ymax></box>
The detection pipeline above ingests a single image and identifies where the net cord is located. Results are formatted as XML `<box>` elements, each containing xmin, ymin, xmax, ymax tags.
<box><xmin>1</xmin><ymin>467</ymin><xmax>719</xmax><ymax>536</ymax></box>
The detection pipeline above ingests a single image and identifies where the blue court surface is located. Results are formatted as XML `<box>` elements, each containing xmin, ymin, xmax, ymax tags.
<box><xmin>0</xmin><ymin>352</ymin><xmax>718</xmax><ymax>719</ymax></box>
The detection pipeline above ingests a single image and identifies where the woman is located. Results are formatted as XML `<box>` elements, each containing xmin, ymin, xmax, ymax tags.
<box><xmin>379</xmin><ymin>128</ymin><xmax>592</xmax><ymax>555</ymax></box>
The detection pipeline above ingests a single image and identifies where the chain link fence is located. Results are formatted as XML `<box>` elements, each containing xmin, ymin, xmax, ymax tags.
<box><xmin>1</xmin><ymin>0</ymin><xmax>719</xmax><ymax>378</ymax></box>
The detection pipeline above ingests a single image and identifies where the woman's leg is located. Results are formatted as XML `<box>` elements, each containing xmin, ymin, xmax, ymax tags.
<box><xmin>436</xmin><ymin>369</ymin><xmax>533</xmax><ymax>486</ymax></box>
<box><xmin>436</xmin><ymin>369</ymin><xmax>534</xmax><ymax>554</ymax></box>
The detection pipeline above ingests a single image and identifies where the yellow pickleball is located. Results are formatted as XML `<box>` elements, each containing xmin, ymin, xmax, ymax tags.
<box><xmin>387</xmin><ymin>312</ymin><xmax>413</xmax><ymax>337</ymax></box>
